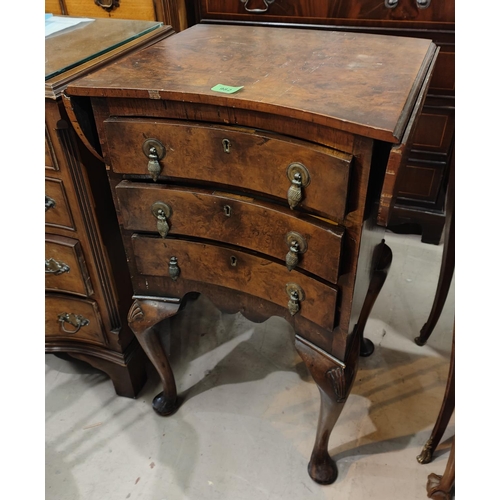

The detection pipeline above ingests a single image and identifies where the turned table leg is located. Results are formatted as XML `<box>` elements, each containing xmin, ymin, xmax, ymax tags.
<box><xmin>415</xmin><ymin>151</ymin><xmax>454</xmax><ymax>347</ymax></box>
<box><xmin>417</xmin><ymin>330</ymin><xmax>455</xmax><ymax>464</ymax></box>
<box><xmin>128</xmin><ymin>298</ymin><xmax>181</xmax><ymax>416</ymax></box>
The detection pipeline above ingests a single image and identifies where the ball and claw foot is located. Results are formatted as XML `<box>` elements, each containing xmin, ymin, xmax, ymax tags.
<box><xmin>417</xmin><ymin>438</ymin><xmax>434</xmax><ymax>464</ymax></box>
<box><xmin>360</xmin><ymin>338</ymin><xmax>375</xmax><ymax>357</ymax></box>
<box><xmin>308</xmin><ymin>454</ymin><xmax>338</xmax><ymax>485</ymax></box>
<box><xmin>152</xmin><ymin>391</ymin><xmax>178</xmax><ymax>416</ymax></box>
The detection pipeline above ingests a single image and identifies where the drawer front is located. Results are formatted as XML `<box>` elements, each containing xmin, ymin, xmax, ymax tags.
<box><xmin>53</xmin><ymin>0</ymin><xmax>157</xmax><ymax>21</ymax></box>
<box><xmin>200</xmin><ymin>0</ymin><xmax>454</xmax><ymax>25</ymax></box>
<box><xmin>45</xmin><ymin>295</ymin><xmax>107</xmax><ymax>345</ymax></box>
<box><xmin>132</xmin><ymin>235</ymin><xmax>338</xmax><ymax>331</ymax></box>
<box><xmin>104</xmin><ymin>119</ymin><xmax>352</xmax><ymax>222</ymax></box>
<box><xmin>116</xmin><ymin>181</ymin><xmax>344</xmax><ymax>283</ymax></box>
<box><xmin>395</xmin><ymin>157</ymin><xmax>446</xmax><ymax>206</ymax></box>
<box><xmin>45</xmin><ymin>177</ymin><xmax>75</xmax><ymax>231</ymax></box>
<box><xmin>45</xmin><ymin>235</ymin><xmax>93</xmax><ymax>296</ymax></box>
<box><xmin>411</xmin><ymin>106</ymin><xmax>454</xmax><ymax>155</ymax></box>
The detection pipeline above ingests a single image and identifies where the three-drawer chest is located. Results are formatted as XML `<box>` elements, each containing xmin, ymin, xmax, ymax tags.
<box><xmin>45</xmin><ymin>18</ymin><xmax>175</xmax><ymax>397</ymax></box>
<box><xmin>67</xmin><ymin>24</ymin><xmax>438</xmax><ymax>483</ymax></box>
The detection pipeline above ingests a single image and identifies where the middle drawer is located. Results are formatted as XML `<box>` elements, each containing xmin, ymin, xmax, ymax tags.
<box><xmin>116</xmin><ymin>181</ymin><xmax>344</xmax><ymax>284</ymax></box>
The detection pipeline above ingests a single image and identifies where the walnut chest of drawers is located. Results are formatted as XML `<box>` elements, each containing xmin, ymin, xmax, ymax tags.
<box><xmin>45</xmin><ymin>18</ymin><xmax>175</xmax><ymax>397</ymax></box>
<box><xmin>67</xmin><ymin>24</ymin><xmax>438</xmax><ymax>483</ymax></box>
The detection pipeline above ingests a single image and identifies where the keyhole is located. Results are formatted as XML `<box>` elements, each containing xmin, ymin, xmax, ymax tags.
<box><xmin>224</xmin><ymin>205</ymin><xmax>232</xmax><ymax>217</ymax></box>
<box><xmin>230</xmin><ymin>256</ymin><xmax>237</xmax><ymax>267</ymax></box>
<box><xmin>222</xmin><ymin>138</ymin><xmax>231</xmax><ymax>154</ymax></box>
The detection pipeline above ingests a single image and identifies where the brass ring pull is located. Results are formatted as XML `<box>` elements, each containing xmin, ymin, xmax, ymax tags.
<box><xmin>285</xmin><ymin>283</ymin><xmax>305</xmax><ymax>316</ymax></box>
<box><xmin>58</xmin><ymin>313</ymin><xmax>90</xmax><ymax>334</ymax></box>
<box><xmin>45</xmin><ymin>258</ymin><xmax>70</xmax><ymax>275</ymax></box>
<box><xmin>151</xmin><ymin>201</ymin><xmax>172</xmax><ymax>238</ymax></box>
<box><xmin>45</xmin><ymin>195</ymin><xmax>56</xmax><ymax>212</ymax></box>
<box><xmin>240</xmin><ymin>0</ymin><xmax>275</xmax><ymax>13</ymax></box>
<box><xmin>286</xmin><ymin>162</ymin><xmax>311</xmax><ymax>210</ymax></box>
<box><xmin>142</xmin><ymin>138</ymin><xmax>166</xmax><ymax>182</ymax></box>
<box><xmin>384</xmin><ymin>0</ymin><xmax>398</xmax><ymax>7</ymax></box>
<box><xmin>285</xmin><ymin>231</ymin><xmax>308</xmax><ymax>271</ymax></box>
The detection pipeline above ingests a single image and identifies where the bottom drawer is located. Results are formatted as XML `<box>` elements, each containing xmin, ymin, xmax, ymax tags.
<box><xmin>132</xmin><ymin>235</ymin><xmax>338</xmax><ymax>331</ymax></box>
<box><xmin>45</xmin><ymin>295</ymin><xmax>107</xmax><ymax>346</ymax></box>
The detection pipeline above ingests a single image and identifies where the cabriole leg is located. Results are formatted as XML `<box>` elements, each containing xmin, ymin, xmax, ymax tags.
<box><xmin>295</xmin><ymin>335</ymin><xmax>359</xmax><ymax>484</ymax></box>
<box><xmin>128</xmin><ymin>298</ymin><xmax>181</xmax><ymax>416</ymax></box>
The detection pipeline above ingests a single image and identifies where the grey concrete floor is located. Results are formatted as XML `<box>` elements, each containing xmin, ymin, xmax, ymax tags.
<box><xmin>45</xmin><ymin>231</ymin><xmax>455</xmax><ymax>500</ymax></box>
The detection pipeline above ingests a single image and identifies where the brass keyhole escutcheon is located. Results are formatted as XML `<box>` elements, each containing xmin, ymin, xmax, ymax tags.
<box><xmin>230</xmin><ymin>256</ymin><xmax>237</xmax><ymax>267</ymax></box>
<box><xmin>142</xmin><ymin>138</ymin><xmax>166</xmax><ymax>181</ymax></box>
<box><xmin>224</xmin><ymin>205</ymin><xmax>232</xmax><ymax>217</ymax></box>
<box><xmin>222</xmin><ymin>138</ymin><xmax>231</xmax><ymax>154</ymax></box>
<box><xmin>151</xmin><ymin>201</ymin><xmax>172</xmax><ymax>238</ymax></box>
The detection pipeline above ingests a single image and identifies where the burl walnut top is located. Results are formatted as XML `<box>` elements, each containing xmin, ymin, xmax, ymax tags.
<box><xmin>68</xmin><ymin>24</ymin><xmax>437</xmax><ymax>143</ymax></box>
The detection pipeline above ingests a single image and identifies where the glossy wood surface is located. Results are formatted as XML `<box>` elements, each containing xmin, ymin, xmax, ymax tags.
<box><xmin>132</xmin><ymin>235</ymin><xmax>339</xmax><ymax>330</ymax></box>
<box><xmin>105</xmin><ymin>118</ymin><xmax>352</xmax><ymax>221</ymax></box>
<box><xmin>198</xmin><ymin>0</ymin><xmax>454</xmax><ymax>29</ymax></box>
<box><xmin>69</xmin><ymin>24</ymin><xmax>437</xmax><ymax>143</ymax></box>
<box><xmin>116</xmin><ymin>181</ymin><xmax>344</xmax><ymax>283</ymax></box>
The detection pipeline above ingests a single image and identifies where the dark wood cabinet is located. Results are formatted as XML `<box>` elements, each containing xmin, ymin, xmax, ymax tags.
<box><xmin>45</xmin><ymin>18</ymin><xmax>175</xmax><ymax>397</ymax></box>
<box><xmin>187</xmin><ymin>0</ymin><xmax>455</xmax><ymax>243</ymax></box>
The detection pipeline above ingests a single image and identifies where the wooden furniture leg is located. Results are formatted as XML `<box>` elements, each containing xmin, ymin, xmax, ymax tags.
<box><xmin>296</xmin><ymin>241</ymin><xmax>393</xmax><ymax>484</ymax></box>
<box><xmin>127</xmin><ymin>298</ymin><xmax>181</xmax><ymax>416</ymax></box>
<box><xmin>426</xmin><ymin>437</ymin><xmax>455</xmax><ymax>500</ymax></box>
<box><xmin>359</xmin><ymin>240</ymin><xmax>393</xmax><ymax>357</ymax></box>
<box><xmin>417</xmin><ymin>331</ymin><xmax>455</xmax><ymax>464</ymax></box>
<box><xmin>415</xmin><ymin>151</ymin><xmax>454</xmax><ymax>346</ymax></box>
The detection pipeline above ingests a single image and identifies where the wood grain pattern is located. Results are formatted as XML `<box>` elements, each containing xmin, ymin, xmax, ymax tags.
<box><xmin>105</xmin><ymin>118</ymin><xmax>352</xmax><ymax>222</ymax></box>
<box><xmin>45</xmin><ymin>235</ymin><xmax>93</xmax><ymax>297</ymax></box>
<box><xmin>132</xmin><ymin>235</ymin><xmax>339</xmax><ymax>330</ymax></box>
<box><xmin>69</xmin><ymin>24</ymin><xmax>436</xmax><ymax>143</ymax></box>
<box><xmin>199</xmin><ymin>0</ymin><xmax>454</xmax><ymax>29</ymax></box>
<box><xmin>116</xmin><ymin>181</ymin><xmax>344</xmax><ymax>283</ymax></box>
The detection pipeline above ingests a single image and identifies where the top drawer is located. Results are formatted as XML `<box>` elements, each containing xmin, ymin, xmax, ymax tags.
<box><xmin>200</xmin><ymin>0</ymin><xmax>454</xmax><ymax>26</ymax></box>
<box><xmin>104</xmin><ymin>119</ymin><xmax>352</xmax><ymax>222</ymax></box>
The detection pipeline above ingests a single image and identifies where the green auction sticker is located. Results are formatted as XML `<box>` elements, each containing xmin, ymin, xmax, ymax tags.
<box><xmin>211</xmin><ymin>84</ymin><xmax>244</xmax><ymax>94</ymax></box>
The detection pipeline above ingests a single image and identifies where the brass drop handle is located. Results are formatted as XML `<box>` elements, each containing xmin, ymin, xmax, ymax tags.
<box><xmin>240</xmin><ymin>0</ymin><xmax>274</xmax><ymax>13</ymax></box>
<box><xmin>94</xmin><ymin>0</ymin><xmax>119</xmax><ymax>12</ymax></box>
<box><xmin>142</xmin><ymin>138</ymin><xmax>166</xmax><ymax>182</ymax></box>
<box><xmin>169</xmin><ymin>256</ymin><xmax>180</xmax><ymax>281</ymax></box>
<box><xmin>286</xmin><ymin>162</ymin><xmax>311</xmax><ymax>210</ymax></box>
<box><xmin>415</xmin><ymin>0</ymin><xmax>431</xmax><ymax>8</ymax></box>
<box><xmin>151</xmin><ymin>201</ymin><xmax>172</xmax><ymax>238</ymax></box>
<box><xmin>285</xmin><ymin>283</ymin><xmax>305</xmax><ymax>317</ymax></box>
<box><xmin>285</xmin><ymin>231</ymin><xmax>308</xmax><ymax>271</ymax></box>
<box><xmin>58</xmin><ymin>313</ymin><xmax>90</xmax><ymax>334</ymax></box>
<box><xmin>45</xmin><ymin>195</ymin><xmax>56</xmax><ymax>212</ymax></box>
<box><xmin>45</xmin><ymin>258</ymin><xmax>70</xmax><ymax>275</ymax></box>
